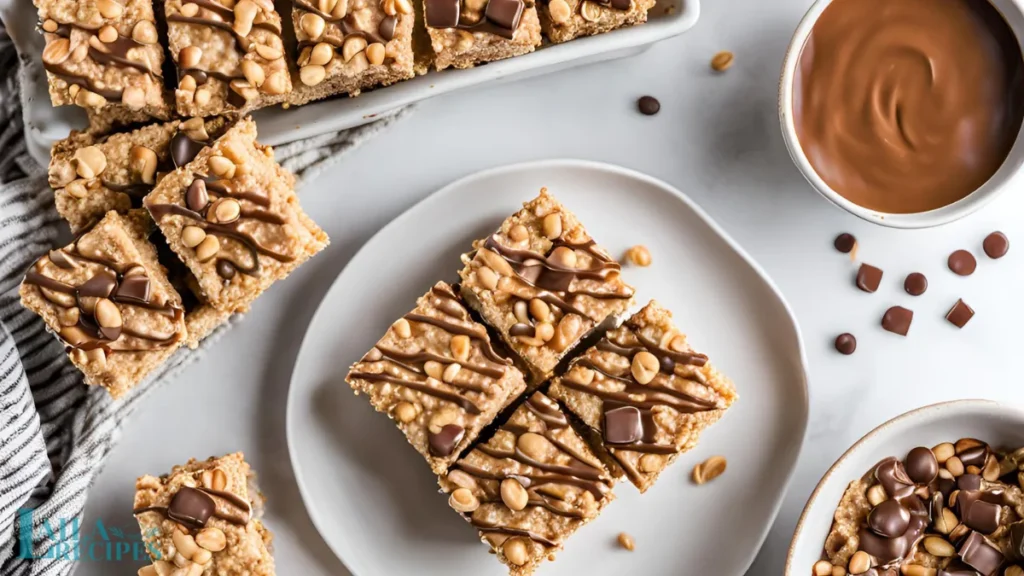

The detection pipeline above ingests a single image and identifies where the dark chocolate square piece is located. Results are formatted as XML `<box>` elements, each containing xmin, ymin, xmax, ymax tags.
<box><xmin>426</xmin><ymin>0</ymin><xmax>461</xmax><ymax>28</ymax></box>
<box><xmin>485</xmin><ymin>0</ymin><xmax>524</xmax><ymax>31</ymax></box>
<box><xmin>882</xmin><ymin>306</ymin><xmax>913</xmax><ymax>336</ymax></box>
<box><xmin>856</xmin><ymin>263</ymin><xmax>884</xmax><ymax>293</ymax></box>
<box><xmin>946</xmin><ymin>299</ymin><xmax>975</xmax><ymax>329</ymax></box>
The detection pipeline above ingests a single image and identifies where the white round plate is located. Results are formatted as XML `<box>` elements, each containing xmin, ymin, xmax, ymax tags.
<box><xmin>786</xmin><ymin>400</ymin><xmax>1024</xmax><ymax>575</ymax></box>
<box><xmin>286</xmin><ymin>159</ymin><xmax>810</xmax><ymax>576</ymax></box>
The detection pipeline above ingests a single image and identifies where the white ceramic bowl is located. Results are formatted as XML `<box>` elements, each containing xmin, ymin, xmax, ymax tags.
<box><xmin>778</xmin><ymin>0</ymin><xmax>1024</xmax><ymax>229</ymax></box>
<box><xmin>785</xmin><ymin>400</ymin><xmax>1024</xmax><ymax>575</ymax></box>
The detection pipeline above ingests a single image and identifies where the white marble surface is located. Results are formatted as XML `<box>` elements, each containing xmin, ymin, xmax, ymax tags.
<box><xmin>74</xmin><ymin>0</ymin><xmax>1024</xmax><ymax>573</ymax></box>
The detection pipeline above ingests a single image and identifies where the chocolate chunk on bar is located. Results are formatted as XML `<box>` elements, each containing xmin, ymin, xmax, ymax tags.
<box><xmin>346</xmin><ymin>282</ymin><xmax>528</xmax><ymax>475</ymax></box>
<box><xmin>19</xmin><ymin>211</ymin><xmax>188</xmax><ymax>398</ymax></box>
<box><xmin>549</xmin><ymin>300</ymin><xmax>738</xmax><ymax>492</ymax></box>
<box><xmin>439</xmin><ymin>392</ymin><xmax>616</xmax><ymax>575</ymax></box>
<box><xmin>539</xmin><ymin>0</ymin><xmax>655</xmax><ymax>43</ymax></box>
<box><xmin>144</xmin><ymin>117</ymin><xmax>329</xmax><ymax>313</ymax></box>
<box><xmin>35</xmin><ymin>0</ymin><xmax>171</xmax><ymax>120</ymax></box>
<box><xmin>165</xmin><ymin>0</ymin><xmax>292</xmax><ymax>117</ymax></box>
<box><xmin>134</xmin><ymin>452</ymin><xmax>275</xmax><ymax>576</ymax></box>
<box><xmin>288</xmin><ymin>0</ymin><xmax>416</xmax><ymax>105</ymax></box>
<box><xmin>458</xmin><ymin>188</ymin><xmax>635</xmax><ymax>384</ymax></box>
<box><xmin>424</xmin><ymin>0</ymin><xmax>542</xmax><ymax>70</ymax></box>
<box><xmin>49</xmin><ymin>117</ymin><xmax>230</xmax><ymax>233</ymax></box>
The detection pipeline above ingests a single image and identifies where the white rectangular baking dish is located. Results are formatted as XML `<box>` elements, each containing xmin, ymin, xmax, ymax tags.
<box><xmin>3</xmin><ymin>0</ymin><xmax>698</xmax><ymax>163</ymax></box>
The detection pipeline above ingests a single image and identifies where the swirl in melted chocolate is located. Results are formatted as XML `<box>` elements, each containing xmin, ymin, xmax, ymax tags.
<box><xmin>794</xmin><ymin>0</ymin><xmax>1024</xmax><ymax>214</ymax></box>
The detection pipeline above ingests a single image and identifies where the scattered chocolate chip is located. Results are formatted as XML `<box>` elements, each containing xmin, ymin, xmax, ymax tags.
<box><xmin>882</xmin><ymin>306</ymin><xmax>913</xmax><ymax>336</ymax></box>
<box><xmin>637</xmin><ymin>96</ymin><xmax>660</xmax><ymax>116</ymax></box>
<box><xmin>216</xmin><ymin>260</ymin><xmax>236</xmax><ymax>280</ymax></box>
<box><xmin>983</xmin><ymin>231</ymin><xmax>1009</xmax><ymax>259</ymax></box>
<box><xmin>946</xmin><ymin>299</ymin><xmax>974</xmax><ymax>328</ymax></box>
<box><xmin>960</xmin><ymin>492</ymin><xmax>1002</xmax><ymax>534</ymax></box>
<box><xmin>833</xmin><ymin>233</ymin><xmax>856</xmax><ymax>254</ymax></box>
<box><xmin>868</xmin><ymin>499</ymin><xmax>911</xmax><ymax>538</ymax></box>
<box><xmin>604</xmin><ymin>406</ymin><xmax>642</xmax><ymax>444</ymax></box>
<box><xmin>186</xmin><ymin>179</ymin><xmax>209</xmax><ymax>212</ymax></box>
<box><xmin>167</xmin><ymin>486</ymin><xmax>215</xmax><ymax>530</ymax></box>
<box><xmin>958</xmin><ymin>473</ymin><xmax>983</xmax><ymax>492</ymax></box>
<box><xmin>904</xmin><ymin>446</ymin><xmax>938</xmax><ymax>484</ymax></box>
<box><xmin>115</xmin><ymin>275</ymin><xmax>151</xmax><ymax>303</ymax></box>
<box><xmin>428</xmin><ymin>424</ymin><xmax>465</xmax><ymax>457</ymax></box>
<box><xmin>1008</xmin><ymin>521</ymin><xmax>1024</xmax><ymax>561</ymax></box>
<box><xmin>170</xmin><ymin>132</ymin><xmax>207</xmax><ymax>169</ymax></box>
<box><xmin>958</xmin><ymin>531</ymin><xmax>1004</xmax><ymax>575</ymax></box>
<box><xmin>484</xmin><ymin>0</ymin><xmax>524</xmax><ymax>31</ymax></box>
<box><xmin>48</xmin><ymin>249</ymin><xmax>76</xmax><ymax>269</ymax></box>
<box><xmin>904</xmin><ymin>272</ymin><xmax>927</xmax><ymax>296</ymax></box>
<box><xmin>78</xmin><ymin>270</ymin><xmax>117</xmax><ymax>298</ymax></box>
<box><xmin>834</xmin><ymin>333</ymin><xmax>857</xmax><ymax>355</ymax></box>
<box><xmin>948</xmin><ymin>250</ymin><xmax>977</xmax><ymax>276</ymax></box>
<box><xmin>856</xmin><ymin>263</ymin><xmax>883</xmax><ymax>293</ymax></box>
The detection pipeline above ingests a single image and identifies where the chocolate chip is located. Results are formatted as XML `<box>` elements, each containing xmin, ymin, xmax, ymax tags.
<box><xmin>170</xmin><ymin>132</ymin><xmax>206</xmax><ymax>169</ymax></box>
<box><xmin>882</xmin><ymin>306</ymin><xmax>913</xmax><ymax>336</ymax></box>
<box><xmin>948</xmin><ymin>250</ymin><xmax>977</xmax><ymax>276</ymax></box>
<box><xmin>637</xmin><ymin>96</ymin><xmax>660</xmax><ymax>116</ymax></box>
<box><xmin>904</xmin><ymin>272</ymin><xmax>927</xmax><ymax>296</ymax></box>
<box><xmin>484</xmin><ymin>0</ymin><xmax>523</xmax><ymax>30</ymax></box>
<box><xmin>958</xmin><ymin>531</ymin><xmax>1004</xmax><ymax>575</ymax></box>
<box><xmin>983</xmin><ymin>231</ymin><xmax>1009</xmax><ymax>259</ymax></box>
<box><xmin>48</xmin><ymin>249</ymin><xmax>76</xmax><ymax>270</ymax></box>
<box><xmin>114</xmin><ymin>275</ymin><xmax>151</xmax><ymax>303</ymax></box>
<box><xmin>604</xmin><ymin>406</ymin><xmax>642</xmax><ymax>444</ymax></box>
<box><xmin>958</xmin><ymin>446</ymin><xmax>987</xmax><ymax>468</ymax></box>
<box><xmin>867</xmin><ymin>499</ymin><xmax>911</xmax><ymax>538</ymax></box>
<box><xmin>378</xmin><ymin>15</ymin><xmax>398</xmax><ymax>41</ymax></box>
<box><xmin>946</xmin><ymin>299</ymin><xmax>974</xmax><ymax>329</ymax></box>
<box><xmin>216</xmin><ymin>260</ymin><xmax>236</xmax><ymax>280</ymax></box>
<box><xmin>78</xmin><ymin>270</ymin><xmax>117</xmax><ymax>298</ymax></box>
<box><xmin>186</xmin><ymin>179</ymin><xmax>209</xmax><ymax>212</ymax></box>
<box><xmin>905</xmin><ymin>446</ymin><xmax>938</xmax><ymax>484</ymax></box>
<box><xmin>98</xmin><ymin>325</ymin><xmax>122</xmax><ymax>341</ymax></box>
<box><xmin>835</xmin><ymin>333</ymin><xmax>857</xmax><ymax>355</ymax></box>
<box><xmin>167</xmin><ymin>486</ymin><xmax>215</xmax><ymax>530</ymax></box>
<box><xmin>425</xmin><ymin>0</ymin><xmax>460</xmax><ymax>28</ymax></box>
<box><xmin>833</xmin><ymin>232</ymin><xmax>856</xmax><ymax>254</ymax></box>
<box><xmin>960</xmin><ymin>493</ymin><xmax>1002</xmax><ymax>534</ymax></box>
<box><xmin>428</xmin><ymin>424</ymin><xmax>465</xmax><ymax>457</ymax></box>
<box><xmin>958</xmin><ymin>473</ymin><xmax>982</xmax><ymax>492</ymax></box>
<box><xmin>856</xmin><ymin>263</ymin><xmax>883</xmax><ymax>293</ymax></box>
<box><xmin>875</xmin><ymin>457</ymin><xmax>915</xmax><ymax>499</ymax></box>
<box><xmin>1009</xmin><ymin>521</ymin><xmax>1024</xmax><ymax>561</ymax></box>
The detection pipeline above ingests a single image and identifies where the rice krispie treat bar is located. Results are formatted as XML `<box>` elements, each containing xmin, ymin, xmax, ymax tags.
<box><xmin>144</xmin><ymin>117</ymin><xmax>329</xmax><ymax>313</ymax></box>
<box><xmin>424</xmin><ymin>0</ymin><xmax>542</xmax><ymax>70</ymax></box>
<box><xmin>439</xmin><ymin>392</ymin><xmax>616</xmax><ymax>575</ymax></box>
<box><xmin>458</xmin><ymin>188</ymin><xmax>634</xmax><ymax>384</ymax></box>
<box><xmin>539</xmin><ymin>0</ymin><xmax>654</xmax><ymax>43</ymax></box>
<box><xmin>165</xmin><ymin>0</ymin><xmax>292</xmax><ymax>117</ymax></box>
<box><xmin>35</xmin><ymin>0</ymin><xmax>170</xmax><ymax>120</ymax></box>
<box><xmin>49</xmin><ymin>117</ymin><xmax>230</xmax><ymax>233</ymax></box>
<box><xmin>19</xmin><ymin>211</ymin><xmax>187</xmax><ymax>398</ymax></box>
<box><xmin>346</xmin><ymin>282</ymin><xmax>527</xmax><ymax>474</ymax></box>
<box><xmin>549</xmin><ymin>301</ymin><xmax>737</xmax><ymax>492</ymax></box>
<box><xmin>134</xmin><ymin>452</ymin><xmax>275</xmax><ymax>576</ymax></box>
<box><xmin>288</xmin><ymin>0</ymin><xmax>416</xmax><ymax>104</ymax></box>
<box><xmin>814</xmin><ymin>440</ymin><xmax>1024</xmax><ymax>576</ymax></box>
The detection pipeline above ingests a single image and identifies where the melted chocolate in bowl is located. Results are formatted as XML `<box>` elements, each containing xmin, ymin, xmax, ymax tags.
<box><xmin>794</xmin><ymin>0</ymin><xmax>1024</xmax><ymax>214</ymax></box>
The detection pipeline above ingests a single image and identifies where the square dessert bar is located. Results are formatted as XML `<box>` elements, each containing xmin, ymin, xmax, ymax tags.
<box><xmin>458</xmin><ymin>188</ymin><xmax>635</xmax><ymax>384</ymax></box>
<box><xmin>165</xmin><ymin>0</ymin><xmax>292</xmax><ymax>117</ymax></box>
<box><xmin>19</xmin><ymin>211</ymin><xmax>188</xmax><ymax>398</ymax></box>
<box><xmin>549</xmin><ymin>300</ymin><xmax>737</xmax><ymax>492</ymax></box>
<box><xmin>346</xmin><ymin>282</ymin><xmax>528</xmax><ymax>475</ymax></box>
<box><xmin>288</xmin><ymin>0</ymin><xmax>416</xmax><ymax>104</ymax></box>
<box><xmin>49</xmin><ymin>117</ymin><xmax>230</xmax><ymax>233</ymax></box>
<box><xmin>424</xmin><ymin>0</ymin><xmax>542</xmax><ymax>70</ymax></box>
<box><xmin>133</xmin><ymin>452</ymin><xmax>275</xmax><ymax>576</ymax></box>
<box><xmin>539</xmin><ymin>0</ymin><xmax>654</xmax><ymax>43</ymax></box>
<box><xmin>439</xmin><ymin>392</ymin><xmax>616</xmax><ymax>575</ymax></box>
<box><xmin>144</xmin><ymin>117</ymin><xmax>329</xmax><ymax>313</ymax></box>
<box><xmin>35</xmin><ymin>0</ymin><xmax>169</xmax><ymax>119</ymax></box>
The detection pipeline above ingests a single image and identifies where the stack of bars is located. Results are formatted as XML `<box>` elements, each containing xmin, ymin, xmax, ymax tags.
<box><xmin>19</xmin><ymin>116</ymin><xmax>330</xmax><ymax>398</ymax></box>
<box><xmin>32</xmin><ymin>0</ymin><xmax>659</xmax><ymax>132</ymax></box>
<box><xmin>345</xmin><ymin>189</ymin><xmax>739</xmax><ymax>574</ymax></box>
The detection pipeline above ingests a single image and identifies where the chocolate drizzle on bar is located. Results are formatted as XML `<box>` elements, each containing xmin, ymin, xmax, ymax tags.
<box><xmin>22</xmin><ymin>226</ymin><xmax>184</xmax><ymax>354</ymax></box>
<box><xmin>348</xmin><ymin>285</ymin><xmax>513</xmax><ymax>455</ymax></box>
<box><xmin>425</xmin><ymin>0</ymin><xmax>525</xmax><ymax>39</ymax></box>
<box><xmin>133</xmin><ymin>485</ymin><xmax>252</xmax><ymax>531</ymax></box>
<box><xmin>558</xmin><ymin>323</ymin><xmax>716</xmax><ymax>484</ymax></box>
<box><xmin>293</xmin><ymin>0</ymin><xmax>396</xmax><ymax>48</ymax></box>
<box><xmin>146</xmin><ymin>176</ymin><xmax>294</xmax><ymax>279</ymax></box>
<box><xmin>453</xmin><ymin>393</ymin><xmax>613</xmax><ymax>546</ymax></box>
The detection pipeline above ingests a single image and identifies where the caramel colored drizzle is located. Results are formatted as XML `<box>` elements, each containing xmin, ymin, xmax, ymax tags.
<box><xmin>23</xmin><ymin>240</ymin><xmax>183</xmax><ymax>354</ymax></box>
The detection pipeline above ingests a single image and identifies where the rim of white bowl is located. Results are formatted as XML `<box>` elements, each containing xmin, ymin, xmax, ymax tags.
<box><xmin>777</xmin><ymin>0</ymin><xmax>1024</xmax><ymax>229</ymax></box>
<box><xmin>782</xmin><ymin>399</ymin><xmax>1024</xmax><ymax>574</ymax></box>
